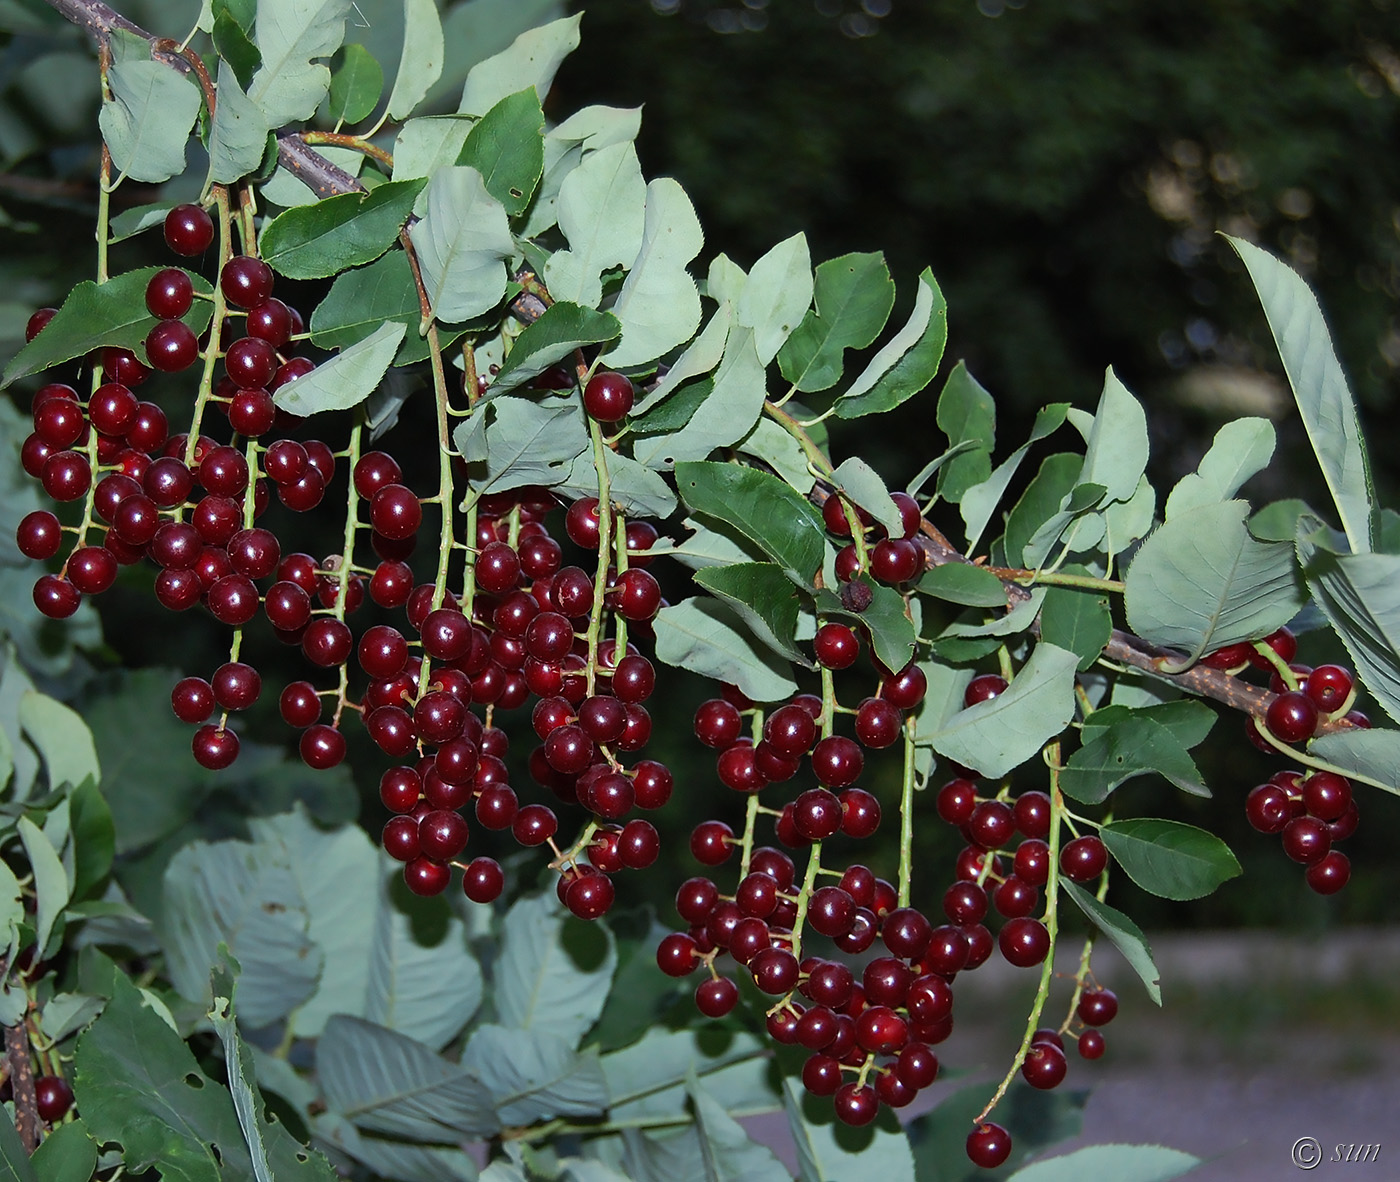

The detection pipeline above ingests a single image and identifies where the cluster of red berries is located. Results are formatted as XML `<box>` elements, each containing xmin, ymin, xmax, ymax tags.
<box><xmin>823</xmin><ymin>488</ymin><xmax>926</xmax><ymax>586</ymax></box>
<box><xmin>1203</xmin><ymin>628</ymin><xmax>1365</xmax><ymax>894</ymax></box>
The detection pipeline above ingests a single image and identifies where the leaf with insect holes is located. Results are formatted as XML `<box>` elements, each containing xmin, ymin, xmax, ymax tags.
<box><xmin>409</xmin><ymin>166</ymin><xmax>515</xmax><ymax>322</ymax></box>
<box><xmin>249</xmin><ymin>0</ymin><xmax>350</xmax><ymax>127</ymax></box>
<box><xmin>458</xmin><ymin>88</ymin><xmax>545</xmax><ymax>215</ymax></box>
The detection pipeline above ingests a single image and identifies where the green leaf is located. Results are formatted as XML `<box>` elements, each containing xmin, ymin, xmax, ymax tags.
<box><xmin>74</xmin><ymin>974</ymin><xmax>252</xmax><ymax>1180</ymax></box>
<box><xmin>836</xmin><ymin>267</ymin><xmax>948</xmax><ymax>420</ymax></box>
<box><xmin>99</xmin><ymin>39</ymin><xmax>201</xmax><ymax>184</ymax></box>
<box><xmin>960</xmin><ymin>403</ymin><xmax>1069</xmax><ymax>550</ymax></box>
<box><xmin>409</xmin><ymin>166</ymin><xmax>515</xmax><ymax>322</ymax></box>
<box><xmin>209</xmin><ymin>961</ymin><xmax>338</xmax><ymax>1182</ymax></box>
<box><xmin>1165</xmin><ymin>417</ymin><xmax>1276</xmax><ymax>520</ymax></box>
<box><xmin>462</xmin><ymin>1025</ymin><xmax>608</xmax><ymax>1126</ymax></box>
<box><xmin>386</xmin><ymin>0</ymin><xmax>444</xmax><ymax>120</ymax></box>
<box><xmin>1124</xmin><ymin>500</ymin><xmax>1305</xmax><ymax>665</ymax></box>
<box><xmin>925</xmin><ymin>643</ymin><xmax>1079</xmax><ymax>778</ymax></box>
<box><xmin>459</xmin><ymin>88</ymin><xmax>545</xmax><ymax>216</ymax></box>
<box><xmin>28</xmin><ymin>1121</ymin><xmax>97</xmax><ymax>1182</ymax></box>
<box><xmin>207</xmin><ymin>58</ymin><xmax>271</xmax><ymax>186</ymax></box>
<box><xmin>933</xmin><ymin>361</ymin><xmax>995</xmax><ymax>503</ymax></box>
<box><xmin>1226</xmin><ymin>235</ymin><xmax>1376</xmax><ymax>552</ymax></box>
<box><xmin>326</xmin><ymin>42</ymin><xmax>382</xmax><ymax>125</ymax></box>
<box><xmin>783</xmin><ymin>1078</ymin><xmax>915</xmax><ymax>1182</ymax></box>
<box><xmin>1008</xmin><ymin>1144</ymin><xmax>1201</xmax><ymax>1182</ymax></box>
<box><xmin>1060</xmin><ymin>717</ymin><xmax>1208</xmax><ymax>804</ymax></box>
<box><xmin>737</xmin><ymin>416</ymin><xmax>815</xmax><ymax>495</ymax></box>
<box><xmin>1297</xmin><ymin>522</ymin><xmax>1400</xmax><ymax>725</ymax></box>
<box><xmin>18</xmin><ymin>816</ymin><xmax>68</xmax><ymax>954</ymax></box>
<box><xmin>689</xmin><ymin>1077</ymin><xmax>791</xmax><ymax>1182</ymax></box>
<box><xmin>653</xmin><ymin>598</ymin><xmax>798</xmax><ymax>702</ymax></box>
<box><xmin>1060</xmin><ymin>881</ymin><xmax>1162</xmax><ymax>1004</ymax></box>
<box><xmin>675</xmin><ymin>461</ymin><xmax>827</xmax><ymax>588</ymax></box>
<box><xmin>318</xmin><ymin>1014</ymin><xmax>500</xmax><ymax>1140</ymax></box>
<box><xmin>0</xmin><ymin>859</ymin><xmax>21</xmax><ymax>973</ymax></box>
<box><xmin>392</xmin><ymin>114</ymin><xmax>475</xmax><ymax>188</ymax></box>
<box><xmin>545</xmin><ymin>142</ymin><xmax>647</xmax><ymax>310</ymax></box>
<box><xmin>3</xmin><ymin>268</ymin><xmax>212</xmax><ymax>388</ymax></box>
<box><xmin>1250</xmin><ymin>498</ymin><xmax>1311</xmax><ymax>543</ymax></box>
<box><xmin>107</xmin><ymin>201</ymin><xmax>176</xmax><ymax>243</ymax></box>
<box><xmin>249</xmin><ymin>0</ymin><xmax>350</xmax><ymax>127</ymax></box>
<box><xmin>310</xmin><ymin>249</ymin><xmax>423</xmax><ymax>354</ymax></box>
<box><xmin>633</xmin><ymin>304</ymin><xmax>728</xmax><ymax>414</ymax></box>
<box><xmin>917</xmin><ymin>562</ymin><xmax>1008</xmax><ymax>607</ymax></box>
<box><xmin>1003</xmin><ymin>453</ymin><xmax>1080</xmax><ymax>569</ymax></box>
<box><xmin>1039</xmin><ymin>583</ymin><xmax>1112</xmax><ymax>671</ymax></box>
<box><xmin>489</xmin><ymin>303</ymin><xmax>620</xmax><ymax>395</ymax></box>
<box><xmin>737</xmin><ymin>232</ymin><xmax>812</xmax><ymax>365</ymax></box>
<box><xmin>68</xmin><ymin>778</ymin><xmax>115</xmax><ymax>901</ymax></box>
<box><xmin>19</xmin><ymin>689</ymin><xmax>98</xmax><ymax>790</ymax></box>
<box><xmin>494</xmin><ymin>893</ymin><xmax>616</xmax><ymax>1045</ymax></box>
<box><xmin>1100</xmin><ymin>818</ymin><xmax>1241</xmax><ymax>901</ymax></box>
<box><xmin>558</xmin><ymin>449</ymin><xmax>677</xmax><ymax>519</ymax></box>
<box><xmin>1081</xmin><ymin>700</ymin><xmax>1216</xmax><ymax>749</ymax></box>
<box><xmin>830</xmin><ymin>457</ymin><xmax>902</xmax><ymax>537</ymax></box>
<box><xmin>813</xmin><ymin>578</ymin><xmax>918</xmax><ymax>674</ymax></box>
<box><xmin>260</xmin><ymin>179</ymin><xmax>425</xmax><ymax>279</ymax></box>
<box><xmin>1077</xmin><ymin>368</ymin><xmax>1149</xmax><ymax>505</ymax></box>
<box><xmin>273</xmin><ymin>320</ymin><xmax>407</xmax><ymax>416</ymax></box>
<box><xmin>777</xmin><ymin>252</ymin><xmax>895</xmax><ymax>392</ymax></box>
<box><xmin>693</xmin><ymin>563</ymin><xmax>807</xmax><ymax>664</ymax></box>
<box><xmin>160</xmin><ymin>835</ymin><xmax>322</xmax><ymax>1029</ymax></box>
<box><xmin>1307</xmin><ymin>728</ymin><xmax>1400</xmax><ymax>796</ymax></box>
<box><xmin>602</xmin><ymin>1024</ymin><xmax>770</xmax><ymax>1118</ymax></box>
<box><xmin>212</xmin><ymin>5</ymin><xmax>261</xmax><ymax>89</ymax></box>
<box><xmin>604</xmin><ymin>178</ymin><xmax>704</xmax><ymax>368</ymax></box>
<box><xmin>459</xmin><ymin>14</ymin><xmax>581</xmax><ymax>116</ymax></box>
<box><xmin>460</xmin><ymin>393</ymin><xmax>589</xmax><ymax>495</ymax></box>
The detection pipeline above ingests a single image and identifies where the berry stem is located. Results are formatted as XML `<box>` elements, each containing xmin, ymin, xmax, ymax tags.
<box><xmin>787</xmin><ymin>839</ymin><xmax>825</xmax><ymax>954</ymax></box>
<box><xmin>299</xmin><ymin>130</ymin><xmax>394</xmax><ymax>172</ymax></box>
<box><xmin>985</xmin><ymin>567</ymin><xmax>1126</xmax><ymax>594</ymax></box>
<box><xmin>583</xmin><ymin>414</ymin><xmax>615</xmax><ymax>698</ymax></box>
<box><xmin>896</xmin><ymin>718</ymin><xmax>917</xmax><ymax>909</ymax></box>
<box><xmin>737</xmin><ymin>792</ymin><xmax>762</xmax><ymax>879</ymax></box>
<box><xmin>974</xmin><ymin>740</ymin><xmax>1064</xmax><ymax>1127</ymax></box>
<box><xmin>1248</xmin><ymin>714</ymin><xmax>1388</xmax><ymax>792</ymax></box>
<box><xmin>184</xmin><ymin>186</ymin><xmax>233</xmax><ymax>469</ymax></box>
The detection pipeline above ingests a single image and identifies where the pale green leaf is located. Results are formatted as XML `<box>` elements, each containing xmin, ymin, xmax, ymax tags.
<box><xmin>960</xmin><ymin>402</ymin><xmax>1069</xmax><ymax>550</ymax></box>
<box><xmin>653</xmin><ymin>598</ymin><xmax>798</xmax><ymax>702</ymax></box>
<box><xmin>737</xmin><ymin>233</ymin><xmax>813</xmax><ymax>365</ymax></box>
<box><xmin>459</xmin><ymin>14</ymin><xmax>581</xmax><ymax>116</ymax></box>
<box><xmin>489</xmin><ymin>302</ymin><xmax>620</xmax><ymax>395</ymax></box>
<box><xmin>99</xmin><ymin>40</ymin><xmax>200</xmax><ymax>184</ymax></box>
<box><xmin>392</xmin><ymin>114</ymin><xmax>474</xmax><ymax>187</ymax></box>
<box><xmin>830</xmin><ymin>456</ymin><xmax>902</xmax><ymax>537</ymax></box>
<box><xmin>836</xmin><ymin>266</ymin><xmax>947</xmax><ymax>419</ymax></box>
<box><xmin>19</xmin><ymin>689</ymin><xmax>98</xmax><ymax>790</ymax></box>
<box><xmin>783</xmin><ymin>1078</ymin><xmax>915</xmax><ymax>1182</ymax></box>
<box><xmin>463</xmin><ymin>393</ymin><xmax>589</xmax><ymax>494</ymax></box>
<box><xmin>689</xmin><ymin>1078</ymin><xmax>791</xmax><ymax>1182</ymax></box>
<box><xmin>462</xmin><ymin>1025</ymin><xmax>607</xmax><ymax>1126</ymax></box>
<box><xmin>545</xmin><ymin>142</ymin><xmax>647</xmax><ymax>310</ymax></box>
<box><xmin>736</xmin><ymin>416</ymin><xmax>814</xmax><ymax>494</ymax></box>
<box><xmin>633</xmin><ymin>305</ymin><xmax>729</xmax><ymax>414</ymax></box>
<box><xmin>1307</xmin><ymin>728</ymin><xmax>1400</xmax><ymax>796</ymax></box>
<box><xmin>459</xmin><ymin>88</ymin><xmax>546</xmax><ymax>216</ymax></box>
<box><xmin>249</xmin><ymin>0</ymin><xmax>350</xmax><ymax>127</ymax></box>
<box><xmin>386</xmin><ymin>0</ymin><xmax>444</xmax><ymax>120</ymax></box>
<box><xmin>1008</xmin><ymin>1144</ymin><xmax>1200</xmax><ymax>1182</ymax></box>
<box><xmin>272</xmin><ymin>320</ymin><xmax>406</xmax><ymax>415</ymax></box>
<box><xmin>1078</xmin><ymin>367</ymin><xmax>1149</xmax><ymax>504</ymax></box>
<box><xmin>557</xmin><ymin>450</ymin><xmax>677</xmax><ymax>519</ymax></box>
<box><xmin>207</xmin><ymin>58</ymin><xmax>270</xmax><ymax>186</ymax></box>
<box><xmin>1165</xmin><ymin>416</ymin><xmax>1276</xmax><ymax>520</ymax></box>
<box><xmin>18</xmin><ymin>816</ymin><xmax>68</xmax><ymax>953</ymax></box>
<box><xmin>409</xmin><ymin>166</ymin><xmax>514</xmax><ymax>322</ymax></box>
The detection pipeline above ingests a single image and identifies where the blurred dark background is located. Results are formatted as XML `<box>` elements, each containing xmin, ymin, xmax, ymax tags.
<box><xmin>3</xmin><ymin>0</ymin><xmax>1400</xmax><ymax>930</ymax></box>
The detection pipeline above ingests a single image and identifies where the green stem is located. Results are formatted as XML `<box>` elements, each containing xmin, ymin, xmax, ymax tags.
<box><xmin>764</xmin><ymin>400</ymin><xmax>833</xmax><ymax>479</ymax></box>
<box><xmin>584</xmin><ymin>415</ymin><xmax>614</xmax><ymax>698</ymax></box>
<box><xmin>896</xmin><ymin>721</ymin><xmax>917</xmax><ymax>909</ymax></box>
<box><xmin>184</xmin><ymin>186</ymin><xmax>233</xmax><ymax>469</ymax></box>
<box><xmin>987</xmin><ymin>568</ymin><xmax>1125</xmax><ymax>593</ymax></box>
<box><xmin>787</xmin><ymin>840</ymin><xmax>824</xmax><ymax>955</ymax></box>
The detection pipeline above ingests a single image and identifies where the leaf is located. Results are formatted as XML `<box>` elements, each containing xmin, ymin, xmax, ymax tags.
<box><xmin>1100</xmin><ymin>818</ymin><xmax>1241</xmax><ymax>901</ymax></box>
<box><xmin>318</xmin><ymin>1015</ymin><xmax>499</xmax><ymax>1140</ymax></box>
<box><xmin>18</xmin><ymin>816</ymin><xmax>68</xmax><ymax>954</ymax></box>
<box><xmin>19</xmin><ymin>689</ymin><xmax>98</xmax><ymax>790</ymax></box>
<box><xmin>160</xmin><ymin>836</ymin><xmax>322</xmax><ymax>1029</ymax></box>
<box><xmin>1226</xmin><ymin>235</ymin><xmax>1376</xmax><ymax>552</ymax></box>
<box><xmin>1060</xmin><ymin>881</ymin><xmax>1162</xmax><ymax>1004</ymax></box>
<box><xmin>310</xmin><ymin>249</ymin><xmax>422</xmax><ymax>353</ymax></box>
<box><xmin>249</xmin><ymin>0</ymin><xmax>351</xmax><ymax>127</ymax></box>
<box><xmin>3</xmin><ymin>268</ymin><xmax>213</xmax><ymax>388</ymax></box>
<box><xmin>1003</xmin><ymin>453</ymin><xmax>1081</xmax><ymax>569</ymax></box>
<box><xmin>545</xmin><ymin>142</ymin><xmax>647</xmax><ymax>310</ymax></box>
<box><xmin>813</xmin><ymin>579</ymin><xmax>918</xmax><ymax>674</ymax></box>
<box><xmin>392</xmin><ymin>114</ymin><xmax>474</xmax><ymax>188</ymax></box>
<box><xmin>462</xmin><ymin>1025</ymin><xmax>608</xmax><ymax>1126</ymax></box>
<box><xmin>326</xmin><ymin>42</ymin><xmax>382</xmax><ymax>125</ymax></box>
<box><xmin>693</xmin><ymin>563</ymin><xmax>806</xmax><ymax>664</ymax></box>
<box><xmin>459</xmin><ymin>14</ymin><xmax>582</xmax><ymax>116</ymax></box>
<box><xmin>737</xmin><ymin>233</ymin><xmax>813</xmax><ymax>365</ymax></box>
<box><xmin>74</xmin><ymin>974</ymin><xmax>252</xmax><ymax>1180</ymax></box>
<box><xmin>836</xmin><ymin>267</ymin><xmax>948</xmax><ymax>420</ymax></box>
<box><xmin>777</xmin><ymin>252</ymin><xmax>895</xmax><ymax>392</ymax></box>
<box><xmin>783</xmin><ymin>1078</ymin><xmax>916</xmax><ymax>1182</ymax></box>
<box><xmin>459</xmin><ymin>88</ymin><xmax>546</xmax><ymax>216</ymax></box>
<box><xmin>261</xmin><ymin>179</ymin><xmax>425</xmax><ymax>280</ymax></box>
<box><xmin>208</xmin><ymin>961</ymin><xmax>337</xmax><ymax>1182</ymax></box>
<box><xmin>1307</xmin><ymin>728</ymin><xmax>1400</xmax><ymax>796</ymax></box>
<box><xmin>558</xmin><ymin>449</ymin><xmax>677</xmax><ymax>519</ymax></box>
<box><xmin>461</xmin><ymin>393</ymin><xmax>589</xmax><ymax>495</ymax></box>
<box><xmin>602</xmin><ymin>1024</ymin><xmax>770</xmax><ymax>1118</ymax></box>
<box><xmin>410</xmin><ymin>166</ymin><xmax>515</xmax><ymax>322</ymax></box>
<box><xmin>1078</xmin><ymin>368</ymin><xmax>1149</xmax><ymax>505</ymax></box>
<box><xmin>107</xmin><ymin>201</ymin><xmax>175</xmax><ymax>243</ymax></box>
<box><xmin>489</xmin><ymin>302</ymin><xmax>620</xmax><ymax>395</ymax></box>
<box><xmin>689</xmin><ymin>1077</ymin><xmax>791</xmax><ymax>1182</ymax></box>
<box><xmin>99</xmin><ymin>40</ymin><xmax>201</xmax><ymax>184</ymax></box>
<box><xmin>737</xmin><ymin>416</ymin><xmax>814</xmax><ymax>494</ymax></box>
<box><xmin>830</xmin><ymin>457</ymin><xmax>902</xmax><ymax>537</ymax></box>
<box><xmin>212</xmin><ymin>1</ymin><xmax>261</xmax><ymax>88</ymax></box>
<box><xmin>1297</xmin><ymin>522</ymin><xmax>1400</xmax><ymax>725</ymax></box>
<box><xmin>386</xmin><ymin>0</ymin><xmax>444</xmax><ymax>121</ymax></box>
<box><xmin>960</xmin><ymin>403</ymin><xmax>1070</xmax><ymax>550</ymax></box>
<box><xmin>604</xmin><ymin>178</ymin><xmax>704</xmax><ymax>368</ymax></box>
<box><xmin>207</xmin><ymin>58</ymin><xmax>271</xmax><ymax>186</ymax></box>
<box><xmin>917</xmin><ymin>563</ymin><xmax>1008</xmax><ymax>607</ymax></box>
<box><xmin>1039</xmin><ymin>583</ymin><xmax>1113</xmax><ymax>671</ymax></box>
<box><xmin>932</xmin><ymin>361</ymin><xmax>995</xmax><ymax>503</ymax></box>
<box><xmin>925</xmin><ymin>643</ymin><xmax>1079</xmax><ymax>778</ymax></box>
<box><xmin>1124</xmin><ymin>500</ymin><xmax>1305</xmax><ymax>664</ymax></box>
<box><xmin>365</xmin><ymin>879</ymin><xmax>482</xmax><ymax>1050</ymax></box>
<box><xmin>28</xmin><ymin>1121</ymin><xmax>97</xmax><ymax>1182</ymax></box>
<box><xmin>1165</xmin><ymin>417</ymin><xmax>1276</xmax><ymax>520</ymax></box>
<box><xmin>1081</xmin><ymin>700</ymin><xmax>1216</xmax><ymax>749</ymax></box>
<box><xmin>633</xmin><ymin>304</ymin><xmax>729</xmax><ymax>414</ymax></box>
<box><xmin>675</xmin><ymin>461</ymin><xmax>827</xmax><ymax>588</ymax></box>
<box><xmin>1060</xmin><ymin>718</ymin><xmax>1208</xmax><ymax>804</ymax></box>
<box><xmin>1008</xmin><ymin>1144</ymin><xmax>1201</xmax><ymax>1182</ymax></box>
<box><xmin>494</xmin><ymin>893</ymin><xmax>616</xmax><ymax>1045</ymax></box>
<box><xmin>653</xmin><ymin>598</ymin><xmax>798</xmax><ymax>702</ymax></box>
<box><xmin>273</xmin><ymin>320</ymin><xmax>406</xmax><ymax>416</ymax></box>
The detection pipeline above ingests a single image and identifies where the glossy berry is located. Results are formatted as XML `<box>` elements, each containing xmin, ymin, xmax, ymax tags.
<box><xmin>192</xmin><ymin>724</ymin><xmax>239</xmax><ymax>770</ymax></box>
<box><xmin>690</xmin><ymin>820</ymin><xmax>734</xmax><ymax>865</ymax></box>
<box><xmin>146</xmin><ymin>267</ymin><xmax>194</xmax><ymax>318</ymax></box>
<box><xmin>1245</xmin><ymin>783</ymin><xmax>1293</xmax><ymax>834</ymax></box>
<box><xmin>810</xmin><ymin>735</ymin><xmax>864</xmax><ymax>788</ymax></box>
<box><xmin>221</xmin><ymin>255</ymin><xmax>275</xmax><ymax>308</ymax></box>
<box><xmin>1302</xmin><ymin>771</ymin><xmax>1351</xmax><ymax>821</ymax></box>
<box><xmin>1021</xmin><ymin>1040</ymin><xmax>1067</xmax><ymax>1089</ymax></box>
<box><xmin>695</xmin><ymin>976</ymin><xmax>739</xmax><ymax>1017</ymax></box>
<box><xmin>146</xmin><ymin>319</ymin><xmax>199</xmax><ymax>372</ymax></box>
<box><xmin>1305</xmin><ymin>850</ymin><xmax>1351</xmax><ymax>894</ymax></box>
<box><xmin>1078</xmin><ymin>988</ymin><xmax>1118</xmax><ymax>1026</ymax></box>
<box><xmin>1264</xmin><ymin>691</ymin><xmax>1319</xmax><ymax>745</ymax></box>
<box><xmin>1059</xmin><ymin>835</ymin><xmax>1108</xmax><ymax>882</ymax></box>
<box><xmin>462</xmin><ymin>857</ymin><xmax>505</xmax><ymax>904</ymax></box>
<box><xmin>1305</xmin><ymin>664</ymin><xmax>1354</xmax><ymax>713</ymax></box>
<box><xmin>1078</xmin><ymin>1029</ymin><xmax>1106</xmax><ymax>1059</ymax></box>
<box><xmin>165</xmin><ymin>204</ymin><xmax>215</xmax><ymax>255</ymax></box>
<box><xmin>964</xmin><ymin>673</ymin><xmax>1007</xmax><ymax>706</ymax></box>
<box><xmin>813</xmin><ymin>622</ymin><xmax>860</xmax><ymax>669</ymax></box>
<box><xmin>16</xmin><ymin>510</ymin><xmax>63</xmax><ymax>560</ymax></box>
<box><xmin>583</xmin><ymin>370</ymin><xmax>634</xmax><ymax>421</ymax></box>
<box><xmin>34</xmin><ymin>1075</ymin><xmax>73</xmax><ymax>1123</ymax></box>
<box><xmin>1281</xmin><ymin>816</ymin><xmax>1331</xmax><ymax>866</ymax></box>
<box><xmin>966</xmin><ymin>1123</ymin><xmax>1012</xmax><ymax>1169</ymax></box>
<box><xmin>833</xmin><ymin>1082</ymin><xmax>879</xmax><ymax>1126</ymax></box>
<box><xmin>998</xmin><ymin>916</ymin><xmax>1050</xmax><ymax>967</ymax></box>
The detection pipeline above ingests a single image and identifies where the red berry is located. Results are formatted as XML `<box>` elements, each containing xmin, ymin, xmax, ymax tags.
<box><xmin>966</xmin><ymin>1122</ymin><xmax>1012</xmax><ymax>1169</ymax></box>
<box><xmin>583</xmin><ymin>370</ymin><xmax>634</xmax><ymax>422</ymax></box>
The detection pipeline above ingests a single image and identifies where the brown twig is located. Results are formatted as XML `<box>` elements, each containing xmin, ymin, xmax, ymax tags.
<box><xmin>4</xmin><ymin>1020</ymin><xmax>38</xmax><ymax>1151</ymax></box>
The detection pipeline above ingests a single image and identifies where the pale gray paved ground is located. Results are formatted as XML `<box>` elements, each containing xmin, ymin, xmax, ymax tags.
<box><xmin>744</xmin><ymin>930</ymin><xmax>1400</xmax><ymax>1180</ymax></box>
